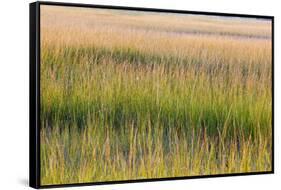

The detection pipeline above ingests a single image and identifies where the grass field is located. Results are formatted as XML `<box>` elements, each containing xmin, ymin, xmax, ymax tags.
<box><xmin>40</xmin><ymin>6</ymin><xmax>272</xmax><ymax>185</ymax></box>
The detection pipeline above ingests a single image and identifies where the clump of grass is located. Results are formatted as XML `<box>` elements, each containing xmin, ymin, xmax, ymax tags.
<box><xmin>40</xmin><ymin>5</ymin><xmax>272</xmax><ymax>185</ymax></box>
<box><xmin>41</xmin><ymin>119</ymin><xmax>272</xmax><ymax>184</ymax></box>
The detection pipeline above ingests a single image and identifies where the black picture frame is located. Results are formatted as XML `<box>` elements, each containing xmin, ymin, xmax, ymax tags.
<box><xmin>30</xmin><ymin>1</ymin><xmax>274</xmax><ymax>189</ymax></box>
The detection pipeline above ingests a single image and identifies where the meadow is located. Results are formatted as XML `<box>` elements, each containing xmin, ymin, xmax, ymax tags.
<box><xmin>40</xmin><ymin>6</ymin><xmax>272</xmax><ymax>185</ymax></box>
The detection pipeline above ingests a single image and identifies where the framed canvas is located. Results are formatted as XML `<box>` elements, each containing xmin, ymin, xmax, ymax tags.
<box><xmin>29</xmin><ymin>1</ymin><xmax>274</xmax><ymax>188</ymax></box>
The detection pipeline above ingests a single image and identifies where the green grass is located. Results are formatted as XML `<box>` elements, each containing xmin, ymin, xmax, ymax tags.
<box><xmin>39</xmin><ymin>5</ymin><xmax>272</xmax><ymax>185</ymax></box>
<box><xmin>40</xmin><ymin>44</ymin><xmax>272</xmax><ymax>185</ymax></box>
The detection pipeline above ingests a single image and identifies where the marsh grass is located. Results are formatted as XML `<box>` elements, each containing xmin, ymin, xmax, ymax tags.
<box><xmin>40</xmin><ymin>6</ymin><xmax>272</xmax><ymax>185</ymax></box>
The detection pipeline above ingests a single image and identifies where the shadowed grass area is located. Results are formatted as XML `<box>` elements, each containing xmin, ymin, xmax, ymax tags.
<box><xmin>41</xmin><ymin>46</ymin><xmax>271</xmax><ymax>138</ymax></box>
